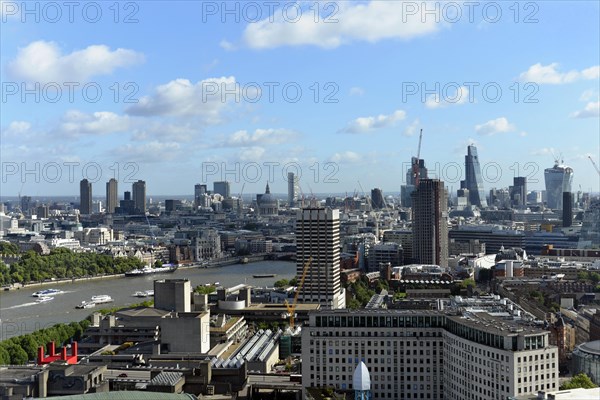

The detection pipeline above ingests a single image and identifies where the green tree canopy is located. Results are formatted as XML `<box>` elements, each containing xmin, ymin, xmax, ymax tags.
<box><xmin>560</xmin><ymin>373</ymin><xmax>598</xmax><ymax>390</ymax></box>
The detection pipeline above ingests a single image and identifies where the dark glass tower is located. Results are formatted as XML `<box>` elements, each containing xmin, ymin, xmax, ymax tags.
<box><xmin>463</xmin><ymin>145</ymin><xmax>487</xmax><ymax>208</ymax></box>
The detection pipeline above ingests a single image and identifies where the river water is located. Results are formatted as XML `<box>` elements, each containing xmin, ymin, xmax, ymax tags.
<box><xmin>0</xmin><ymin>260</ymin><xmax>295</xmax><ymax>341</ymax></box>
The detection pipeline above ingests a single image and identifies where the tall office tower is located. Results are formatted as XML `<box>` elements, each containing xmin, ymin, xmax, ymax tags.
<box><xmin>462</xmin><ymin>145</ymin><xmax>488</xmax><ymax>208</ymax></box>
<box><xmin>79</xmin><ymin>179</ymin><xmax>92</xmax><ymax>215</ymax></box>
<box><xmin>510</xmin><ymin>177</ymin><xmax>527</xmax><ymax>207</ymax></box>
<box><xmin>370</xmin><ymin>188</ymin><xmax>384</xmax><ymax>209</ymax></box>
<box><xmin>545</xmin><ymin>161</ymin><xmax>574</xmax><ymax>210</ymax></box>
<box><xmin>401</xmin><ymin>158</ymin><xmax>428</xmax><ymax>207</ymax></box>
<box><xmin>562</xmin><ymin>192</ymin><xmax>573</xmax><ymax>227</ymax></box>
<box><xmin>194</xmin><ymin>184</ymin><xmax>207</xmax><ymax>208</ymax></box>
<box><xmin>213</xmin><ymin>181</ymin><xmax>231</xmax><ymax>198</ymax></box>
<box><xmin>406</xmin><ymin>158</ymin><xmax>428</xmax><ymax>185</ymax></box>
<box><xmin>19</xmin><ymin>195</ymin><xmax>32</xmax><ymax>214</ymax></box>
<box><xmin>296</xmin><ymin>207</ymin><xmax>345</xmax><ymax>309</ymax></box>
<box><xmin>132</xmin><ymin>180</ymin><xmax>146</xmax><ymax>214</ymax></box>
<box><xmin>105</xmin><ymin>178</ymin><xmax>118</xmax><ymax>214</ymax></box>
<box><xmin>412</xmin><ymin>179</ymin><xmax>448</xmax><ymax>267</ymax></box>
<box><xmin>579</xmin><ymin>200</ymin><xmax>600</xmax><ymax>249</ymax></box>
<box><xmin>287</xmin><ymin>172</ymin><xmax>299</xmax><ymax>207</ymax></box>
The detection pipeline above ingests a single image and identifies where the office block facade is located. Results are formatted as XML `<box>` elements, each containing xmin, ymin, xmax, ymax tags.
<box><xmin>412</xmin><ymin>179</ymin><xmax>448</xmax><ymax>268</ymax></box>
<box><xmin>296</xmin><ymin>207</ymin><xmax>345</xmax><ymax>309</ymax></box>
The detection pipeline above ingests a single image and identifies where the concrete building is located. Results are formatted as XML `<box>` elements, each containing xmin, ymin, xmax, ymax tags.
<box><xmin>106</xmin><ymin>178</ymin><xmax>118</xmax><ymax>214</ymax></box>
<box><xmin>132</xmin><ymin>180</ymin><xmax>146</xmax><ymax>214</ymax></box>
<box><xmin>302</xmin><ymin>309</ymin><xmax>559</xmax><ymax>400</ymax></box>
<box><xmin>154</xmin><ymin>279</ymin><xmax>191</xmax><ymax>313</ymax></box>
<box><xmin>412</xmin><ymin>179</ymin><xmax>448</xmax><ymax>268</ymax></box>
<box><xmin>80</xmin><ymin>179</ymin><xmax>92</xmax><ymax>215</ymax></box>
<box><xmin>296</xmin><ymin>207</ymin><xmax>345</xmax><ymax>309</ymax></box>
<box><xmin>367</xmin><ymin>242</ymin><xmax>403</xmax><ymax>272</ymax></box>
<box><xmin>288</xmin><ymin>172</ymin><xmax>299</xmax><ymax>207</ymax></box>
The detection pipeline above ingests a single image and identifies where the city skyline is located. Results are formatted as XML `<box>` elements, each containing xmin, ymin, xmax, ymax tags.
<box><xmin>1</xmin><ymin>1</ymin><xmax>599</xmax><ymax>196</ymax></box>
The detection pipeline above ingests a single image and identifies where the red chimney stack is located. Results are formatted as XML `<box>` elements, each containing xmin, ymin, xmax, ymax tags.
<box><xmin>49</xmin><ymin>341</ymin><xmax>56</xmax><ymax>356</ymax></box>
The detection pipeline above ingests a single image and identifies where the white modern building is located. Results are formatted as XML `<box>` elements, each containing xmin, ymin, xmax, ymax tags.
<box><xmin>302</xmin><ymin>309</ymin><xmax>559</xmax><ymax>399</ymax></box>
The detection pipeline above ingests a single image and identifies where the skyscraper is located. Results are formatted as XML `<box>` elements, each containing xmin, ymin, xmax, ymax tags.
<box><xmin>579</xmin><ymin>200</ymin><xmax>600</xmax><ymax>249</ymax></box>
<box><xmin>194</xmin><ymin>184</ymin><xmax>207</xmax><ymax>208</ymax></box>
<box><xmin>296</xmin><ymin>207</ymin><xmax>345</xmax><ymax>309</ymax></box>
<box><xmin>370</xmin><ymin>188</ymin><xmax>384</xmax><ymax>209</ymax></box>
<box><xmin>213</xmin><ymin>181</ymin><xmax>230</xmax><ymax>198</ymax></box>
<box><xmin>401</xmin><ymin>158</ymin><xmax>428</xmax><ymax>207</ymax></box>
<box><xmin>462</xmin><ymin>145</ymin><xmax>487</xmax><ymax>208</ymax></box>
<box><xmin>79</xmin><ymin>179</ymin><xmax>92</xmax><ymax>215</ymax></box>
<box><xmin>545</xmin><ymin>162</ymin><xmax>574</xmax><ymax>210</ymax></box>
<box><xmin>132</xmin><ymin>180</ymin><xmax>146</xmax><ymax>214</ymax></box>
<box><xmin>106</xmin><ymin>178</ymin><xmax>118</xmax><ymax>214</ymax></box>
<box><xmin>510</xmin><ymin>177</ymin><xmax>527</xmax><ymax>207</ymax></box>
<box><xmin>287</xmin><ymin>172</ymin><xmax>299</xmax><ymax>207</ymax></box>
<box><xmin>412</xmin><ymin>179</ymin><xmax>448</xmax><ymax>267</ymax></box>
<box><xmin>563</xmin><ymin>192</ymin><xmax>573</xmax><ymax>227</ymax></box>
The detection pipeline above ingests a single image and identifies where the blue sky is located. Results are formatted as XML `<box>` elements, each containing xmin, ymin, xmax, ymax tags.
<box><xmin>1</xmin><ymin>0</ymin><xmax>599</xmax><ymax>197</ymax></box>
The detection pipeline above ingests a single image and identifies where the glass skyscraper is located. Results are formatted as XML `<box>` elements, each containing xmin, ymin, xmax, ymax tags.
<box><xmin>463</xmin><ymin>145</ymin><xmax>487</xmax><ymax>208</ymax></box>
<box><xmin>544</xmin><ymin>162</ymin><xmax>573</xmax><ymax>210</ymax></box>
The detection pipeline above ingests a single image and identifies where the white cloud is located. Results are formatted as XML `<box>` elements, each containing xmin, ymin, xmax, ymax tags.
<box><xmin>57</xmin><ymin>111</ymin><xmax>131</xmax><ymax>136</ymax></box>
<box><xmin>238</xmin><ymin>146</ymin><xmax>266</xmax><ymax>161</ymax></box>
<box><xmin>402</xmin><ymin>119</ymin><xmax>420</xmax><ymax>136</ymax></box>
<box><xmin>580</xmin><ymin>89</ymin><xmax>598</xmax><ymax>102</ymax></box>
<box><xmin>330</xmin><ymin>151</ymin><xmax>362</xmax><ymax>163</ymax></box>
<box><xmin>425</xmin><ymin>86</ymin><xmax>470</xmax><ymax>109</ymax></box>
<box><xmin>126</xmin><ymin>76</ymin><xmax>254</xmax><ymax>121</ymax></box>
<box><xmin>531</xmin><ymin>147</ymin><xmax>556</xmax><ymax>156</ymax></box>
<box><xmin>7</xmin><ymin>41</ymin><xmax>144</xmax><ymax>83</ymax></box>
<box><xmin>475</xmin><ymin>117</ymin><xmax>516</xmax><ymax>136</ymax></box>
<box><xmin>339</xmin><ymin>109</ymin><xmax>406</xmax><ymax>134</ymax></box>
<box><xmin>349</xmin><ymin>87</ymin><xmax>364</xmax><ymax>96</ymax></box>
<box><xmin>113</xmin><ymin>141</ymin><xmax>183</xmax><ymax>162</ymax></box>
<box><xmin>2</xmin><ymin>121</ymin><xmax>31</xmax><ymax>136</ymax></box>
<box><xmin>243</xmin><ymin>1</ymin><xmax>441</xmax><ymax>49</ymax></box>
<box><xmin>222</xmin><ymin>128</ymin><xmax>297</xmax><ymax>147</ymax></box>
<box><xmin>519</xmin><ymin>63</ymin><xmax>599</xmax><ymax>84</ymax></box>
<box><xmin>219</xmin><ymin>40</ymin><xmax>236</xmax><ymax>51</ymax></box>
<box><xmin>571</xmin><ymin>101</ymin><xmax>600</xmax><ymax>119</ymax></box>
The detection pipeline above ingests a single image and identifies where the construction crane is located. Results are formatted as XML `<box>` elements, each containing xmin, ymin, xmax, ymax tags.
<box><xmin>589</xmin><ymin>156</ymin><xmax>600</xmax><ymax>176</ymax></box>
<box><xmin>412</xmin><ymin>129</ymin><xmax>424</xmax><ymax>187</ymax></box>
<box><xmin>284</xmin><ymin>257</ymin><xmax>312</xmax><ymax>329</ymax></box>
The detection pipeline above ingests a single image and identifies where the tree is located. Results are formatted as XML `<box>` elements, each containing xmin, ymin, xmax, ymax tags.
<box><xmin>195</xmin><ymin>285</ymin><xmax>216</xmax><ymax>294</ymax></box>
<box><xmin>560</xmin><ymin>373</ymin><xmax>598</xmax><ymax>390</ymax></box>
<box><xmin>289</xmin><ymin>277</ymin><xmax>298</xmax><ymax>286</ymax></box>
<box><xmin>274</xmin><ymin>279</ymin><xmax>289</xmax><ymax>288</ymax></box>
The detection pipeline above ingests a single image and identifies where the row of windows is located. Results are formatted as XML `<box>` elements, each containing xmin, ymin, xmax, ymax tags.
<box><xmin>314</xmin><ymin>315</ymin><xmax>446</xmax><ymax>328</ymax></box>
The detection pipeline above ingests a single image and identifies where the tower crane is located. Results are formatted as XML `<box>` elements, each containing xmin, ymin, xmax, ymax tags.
<box><xmin>284</xmin><ymin>257</ymin><xmax>312</xmax><ymax>329</ymax></box>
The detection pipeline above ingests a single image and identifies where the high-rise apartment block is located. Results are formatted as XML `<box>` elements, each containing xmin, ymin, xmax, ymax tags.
<box><xmin>296</xmin><ymin>207</ymin><xmax>345</xmax><ymax>309</ymax></box>
<box><xmin>288</xmin><ymin>172</ymin><xmax>299</xmax><ymax>207</ymax></box>
<box><xmin>132</xmin><ymin>180</ymin><xmax>146</xmax><ymax>214</ymax></box>
<box><xmin>412</xmin><ymin>179</ymin><xmax>448</xmax><ymax>267</ymax></box>
<box><xmin>106</xmin><ymin>178</ymin><xmax>118</xmax><ymax>214</ymax></box>
<box><xmin>79</xmin><ymin>179</ymin><xmax>92</xmax><ymax>215</ymax></box>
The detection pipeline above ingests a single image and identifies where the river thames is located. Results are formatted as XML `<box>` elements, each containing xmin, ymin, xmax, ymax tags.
<box><xmin>0</xmin><ymin>260</ymin><xmax>295</xmax><ymax>340</ymax></box>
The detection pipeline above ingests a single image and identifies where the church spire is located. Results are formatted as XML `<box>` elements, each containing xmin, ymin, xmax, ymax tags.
<box><xmin>265</xmin><ymin>182</ymin><xmax>270</xmax><ymax>194</ymax></box>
